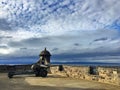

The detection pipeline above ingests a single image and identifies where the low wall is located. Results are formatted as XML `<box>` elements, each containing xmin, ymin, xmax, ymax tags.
<box><xmin>0</xmin><ymin>65</ymin><xmax>120</xmax><ymax>86</ymax></box>
<box><xmin>51</xmin><ymin>65</ymin><xmax>120</xmax><ymax>86</ymax></box>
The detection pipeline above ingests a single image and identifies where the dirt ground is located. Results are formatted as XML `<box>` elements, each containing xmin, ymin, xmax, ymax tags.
<box><xmin>0</xmin><ymin>73</ymin><xmax>120</xmax><ymax>90</ymax></box>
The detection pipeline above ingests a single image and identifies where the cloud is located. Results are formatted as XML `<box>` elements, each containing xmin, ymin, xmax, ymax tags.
<box><xmin>8</xmin><ymin>37</ymin><xmax>50</xmax><ymax>48</ymax></box>
<box><xmin>93</xmin><ymin>37</ymin><xmax>108</xmax><ymax>42</ymax></box>
<box><xmin>0</xmin><ymin>0</ymin><xmax>120</xmax><ymax>63</ymax></box>
<box><xmin>74</xmin><ymin>43</ymin><xmax>80</xmax><ymax>46</ymax></box>
<box><xmin>52</xmin><ymin>48</ymin><xmax>59</xmax><ymax>51</ymax></box>
<box><xmin>0</xmin><ymin>48</ymin><xmax>13</xmax><ymax>55</ymax></box>
<box><xmin>0</xmin><ymin>19</ymin><xmax>12</xmax><ymax>30</ymax></box>
<box><xmin>52</xmin><ymin>50</ymin><xmax>120</xmax><ymax>63</ymax></box>
<box><xmin>0</xmin><ymin>0</ymin><xmax>120</xmax><ymax>33</ymax></box>
<box><xmin>5</xmin><ymin>29</ymin><xmax>120</xmax><ymax>57</ymax></box>
<box><xmin>20</xmin><ymin>47</ymin><xmax>27</xmax><ymax>50</ymax></box>
<box><xmin>0</xmin><ymin>36</ymin><xmax>12</xmax><ymax>39</ymax></box>
<box><xmin>0</xmin><ymin>45</ymin><xmax>8</xmax><ymax>49</ymax></box>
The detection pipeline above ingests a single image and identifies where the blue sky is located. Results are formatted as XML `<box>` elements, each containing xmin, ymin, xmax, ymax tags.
<box><xmin>0</xmin><ymin>0</ymin><xmax>120</xmax><ymax>64</ymax></box>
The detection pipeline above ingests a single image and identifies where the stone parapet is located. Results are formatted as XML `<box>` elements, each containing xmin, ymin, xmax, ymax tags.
<box><xmin>51</xmin><ymin>65</ymin><xmax>120</xmax><ymax>86</ymax></box>
<box><xmin>0</xmin><ymin>65</ymin><xmax>120</xmax><ymax>86</ymax></box>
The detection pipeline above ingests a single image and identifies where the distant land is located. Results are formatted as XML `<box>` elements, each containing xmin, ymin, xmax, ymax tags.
<box><xmin>0</xmin><ymin>59</ymin><xmax>120</xmax><ymax>66</ymax></box>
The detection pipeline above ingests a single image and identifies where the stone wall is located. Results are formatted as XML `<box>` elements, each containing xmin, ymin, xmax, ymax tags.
<box><xmin>0</xmin><ymin>65</ymin><xmax>120</xmax><ymax>86</ymax></box>
<box><xmin>51</xmin><ymin>65</ymin><xmax>120</xmax><ymax>86</ymax></box>
<box><xmin>51</xmin><ymin>66</ymin><xmax>89</xmax><ymax>79</ymax></box>
<box><xmin>98</xmin><ymin>67</ymin><xmax>120</xmax><ymax>86</ymax></box>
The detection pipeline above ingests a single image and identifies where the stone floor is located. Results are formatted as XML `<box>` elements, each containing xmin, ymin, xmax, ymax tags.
<box><xmin>0</xmin><ymin>73</ymin><xmax>120</xmax><ymax>90</ymax></box>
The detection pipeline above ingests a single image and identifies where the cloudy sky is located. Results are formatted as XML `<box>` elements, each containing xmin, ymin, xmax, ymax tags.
<box><xmin>0</xmin><ymin>0</ymin><xmax>120</xmax><ymax>64</ymax></box>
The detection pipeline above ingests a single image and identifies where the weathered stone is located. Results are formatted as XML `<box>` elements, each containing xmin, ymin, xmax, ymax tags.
<box><xmin>51</xmin><ymin>66</ymin><xmax>120</xmax><ymax>86</ymax></box>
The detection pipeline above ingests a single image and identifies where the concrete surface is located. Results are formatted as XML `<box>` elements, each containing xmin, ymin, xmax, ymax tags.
<box><xmin>0</xmin><ymin>73</ymin><xmax>120</xmax><ymax>90</ymax></box>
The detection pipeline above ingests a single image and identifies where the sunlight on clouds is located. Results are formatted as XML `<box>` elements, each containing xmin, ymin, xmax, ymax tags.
<box><xmin>0</xmin><ymin>10</ymin><xmax>8</xmax><ymax>18</ymax></box>
<box><xmin>0</xmin><ymin>48</ymin><xmax>13</xmax><ymax>54</ymax></box>
<box><xmin>1</xmin><ymin>29</ymin><xmax>43</xmax><ymax>41</ymax></box>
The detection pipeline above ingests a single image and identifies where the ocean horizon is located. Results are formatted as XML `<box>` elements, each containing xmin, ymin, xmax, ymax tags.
<box><xmin>0</xmin><ymin>59</ymin><xmax>120</xmax><ymax>66</ymax></box>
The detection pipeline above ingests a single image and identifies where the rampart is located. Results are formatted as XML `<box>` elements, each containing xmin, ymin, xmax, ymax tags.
<box><xmin>51</xmin><ymin>65</ymin><xmax>120</xmax><ymax>86</ymax></box>
<box><xmin>0</xmin><ymin>65</ymin><xmax>120</xmax><ymax>86</ymax></box>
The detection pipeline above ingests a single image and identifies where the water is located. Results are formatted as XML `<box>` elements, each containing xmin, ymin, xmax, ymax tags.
<box><xmin>0</xmin><ymin>59</ymin><xmax>120</xmax><ymax>66</ymax></box>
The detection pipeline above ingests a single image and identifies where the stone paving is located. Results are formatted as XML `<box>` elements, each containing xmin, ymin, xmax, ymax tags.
<box><xmin>0</xmin><ymin>73</ymin><xmax>120</xmax><ymax>90</ymax></box>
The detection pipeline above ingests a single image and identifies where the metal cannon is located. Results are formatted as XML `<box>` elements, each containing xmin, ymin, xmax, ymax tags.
<box><xmin>8</xmin><ymin>64</ymin><xmax>49</xmax><ymax>78</ymax></box>
<box><xmin>8</xmin><ymin>48</ymin><xmax>51</xmax><ymax>78</ymax></box>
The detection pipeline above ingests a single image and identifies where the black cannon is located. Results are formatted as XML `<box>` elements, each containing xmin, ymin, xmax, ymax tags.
<box><xmin>8</xmin><ymin>48</ymin><xmax>51</xmax><ymax>78</ymax></box>
<box><xmin>8</xmin><ymin>64</ymin><xmax>49</xmax><ymax>78</ymax></box>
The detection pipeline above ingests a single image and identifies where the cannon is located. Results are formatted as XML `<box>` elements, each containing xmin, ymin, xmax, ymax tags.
<box><xmin>8</xmin><ymin>64</ymin><xmax>49</xmax><ymax>78</ymax></box>
<box><xmin>8</xmin><ymin>48</ymin><xmax>51</xmax><ymax>78</ymax></box>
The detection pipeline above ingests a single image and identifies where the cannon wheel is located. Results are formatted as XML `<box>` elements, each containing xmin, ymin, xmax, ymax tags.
<box><xmin>39</xmin><ymin>69</ymin><xmax>47</xmax><ymax>77</ymax></box>
<box><xmin>8</xmin><ymin>72</ymin><xmax>14</xmax><ymax>78</ymax></box>
<box><xmin>35</xmin><ymin>70</ymin><xmax>41</xmax><ymax>77</ymax></box>
<box><xmin>35</xmin><ymin>69</ymin><xmax>47</xmax><ymax>77</ymax></box>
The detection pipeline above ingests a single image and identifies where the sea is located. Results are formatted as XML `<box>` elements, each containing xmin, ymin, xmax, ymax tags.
<box><xmin>0</xmin><ymin>59</ymin><xmax>120</xmax><ymax>66</ymax></box>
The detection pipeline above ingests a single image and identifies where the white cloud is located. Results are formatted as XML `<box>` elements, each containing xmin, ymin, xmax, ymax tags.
<box><xmin>0</xmin><ymin>48</ymin><xmax>13</xmax><ymax>54</ymax></box>
<box><xmin>0</xmin><ymin>0</ymin><xmax>120</xmax><ymax>33</ymax></box>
